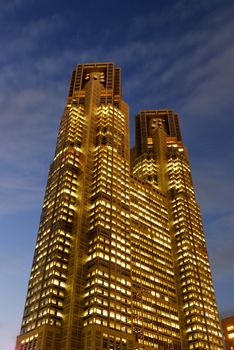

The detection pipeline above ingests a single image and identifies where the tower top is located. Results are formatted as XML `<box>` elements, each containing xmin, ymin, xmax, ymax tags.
<box><xmin>134</xmin><ymin>109</ymin><xmax>182</xmax><ymax>158</ymax></box>
<box><xmin>67</xmin><ymin>62</ymin><xmax>122</xmax><ymax>105</ymax></box>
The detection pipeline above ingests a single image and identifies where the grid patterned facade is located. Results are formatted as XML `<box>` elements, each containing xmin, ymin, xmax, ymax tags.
<box><xmin>16</xmin><ymin>62</ymin><xmax>224</xmax><ymax>350</ymax></box>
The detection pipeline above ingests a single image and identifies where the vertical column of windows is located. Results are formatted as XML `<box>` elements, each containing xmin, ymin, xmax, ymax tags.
<box><xmin>83</xmin><ymin>104</ymin><xmax>132</xmax><ymax>337</ymax></box>
<box><xmin>107</xmin><ymin>105</ymin><xmax>132</xmax><ymax>334</ymax></box>
<box><xmin>167</xmin><ymin>143</ymin><xmax>223</xmax><ymax>349</ymax></box>
<box><xmin>130</xmin><ymin>179</ymin><xmax>181</xmax><ymax>349</ymax></box>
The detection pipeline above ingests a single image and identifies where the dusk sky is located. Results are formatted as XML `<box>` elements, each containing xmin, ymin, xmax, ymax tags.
<box><xmin>1</xmin><ymin>0</ymin><xmax>234</xmax><ymax>348</ymax></box>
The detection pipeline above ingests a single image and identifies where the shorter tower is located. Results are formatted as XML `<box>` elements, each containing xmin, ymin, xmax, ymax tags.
<box><xmin>131</xmin><ymin>109</ymin><xmax>224</xmax><ymax>349</ymax></box>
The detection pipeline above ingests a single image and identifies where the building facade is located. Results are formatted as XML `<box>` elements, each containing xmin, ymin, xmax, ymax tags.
<box><xmin>16</xmin><ymin>62</ymin><xmax>224</xmax><ymax>350</ymax></box>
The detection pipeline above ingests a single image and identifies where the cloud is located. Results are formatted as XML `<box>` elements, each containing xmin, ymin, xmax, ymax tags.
<box><xmin>0</xmin><ymin>0</ymin><xmax>24</xmax><ymax>13</ymax></box>
<box><xmin>0</xmin><ymin>174</ymin><xmax>43</xmax><ymax>216</ymax></box>
<box><xmin>0</xmin><ymin>72</ymin><xmax>62</xmax><ymax>216</ymax></box>
<box><xmin>121</xmin><ymin>2</ymin><xmax>234</xmax><ymax>120</ymax></box>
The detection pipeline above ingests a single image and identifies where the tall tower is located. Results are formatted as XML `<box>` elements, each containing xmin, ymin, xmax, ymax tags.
<box><xmin>16</xmin><ymin>63</ymin><xmax>224</xmax><ymax>350</ymax></box>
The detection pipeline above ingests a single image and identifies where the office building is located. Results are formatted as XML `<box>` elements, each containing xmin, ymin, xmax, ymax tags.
<box><xmin>15</xmin><ymin>62</ymin><xmax>224</xmax><ymax>350</ymax></box>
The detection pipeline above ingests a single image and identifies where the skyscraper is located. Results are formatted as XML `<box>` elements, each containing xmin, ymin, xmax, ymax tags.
<box><xmin>15</xmin><ymin>62</ymin><xmax>224</xmax><ymax>350</ymax></box>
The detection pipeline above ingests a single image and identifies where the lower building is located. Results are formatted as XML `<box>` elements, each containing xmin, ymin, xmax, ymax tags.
<box><xmin>222</xmin><ymin>315</ymin><xmax>234</xmax><ymax>350</ymax></box>
<box><xmin>15</xmin><ymin>62</ymin><xmax>224</xmax><ymax>350</ymax></box>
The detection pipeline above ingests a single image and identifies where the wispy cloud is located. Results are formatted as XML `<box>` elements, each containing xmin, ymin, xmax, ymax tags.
<box><xmin>0</xmin><ymin>0</ymin><xmax>25</xmax><ymax>13</ymax></box>
<box><xmin>125</xmin><ymin>3</ymin><xmax>234</xmax><ymax>115</ymax></box>
<box><xmin>0</xmin><ymin>174</ymin><xmax>43</xmax><ymax>216</ymax></box>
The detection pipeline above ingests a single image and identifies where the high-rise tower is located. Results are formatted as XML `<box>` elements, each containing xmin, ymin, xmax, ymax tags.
<box><xmin>16</xmin><ymin>63</ymin><xmax>224</xmax><ymax>350</ymax></box>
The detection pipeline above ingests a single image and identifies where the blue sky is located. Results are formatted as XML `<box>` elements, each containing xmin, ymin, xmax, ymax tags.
<box><xmin>1</xmin><ymin>0</ymin><xmax>234</xmax><ymax>348</ymax></box>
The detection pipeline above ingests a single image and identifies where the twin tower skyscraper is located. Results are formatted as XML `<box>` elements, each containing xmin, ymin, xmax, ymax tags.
<box><xmin>16</xmin><ymin>62</ymin><xmax>224</xmax><ymax>350</ymax></box>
